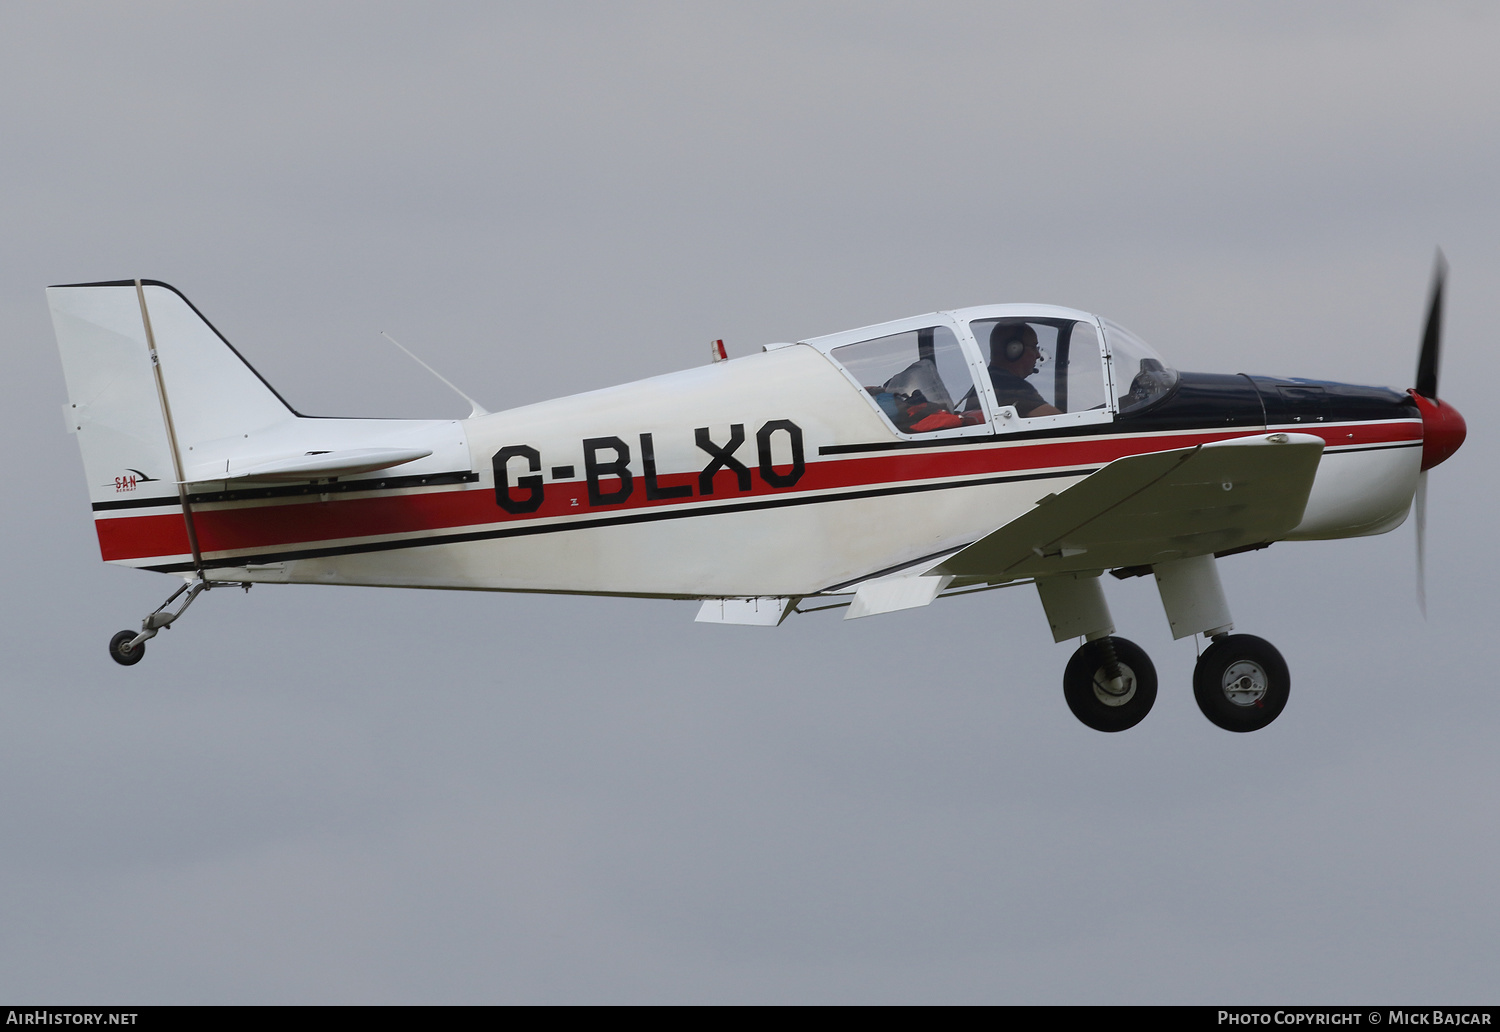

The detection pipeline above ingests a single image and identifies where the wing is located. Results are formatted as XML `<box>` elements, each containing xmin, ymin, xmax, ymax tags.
<box><xmin>933</xmin><ymin>432</ymin><xmax>1326</xmax><ymax>582</ymax></box>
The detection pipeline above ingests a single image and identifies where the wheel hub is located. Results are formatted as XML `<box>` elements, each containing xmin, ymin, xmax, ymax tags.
<box><xmin>1092</xmin><ymin>665</ymin><xmax>1137</xmax><ymax>707</ymax></box>
<box><xmin>1221</xmin><ymin>660</ymin><xmax>1267</xmax><ymax>706</ymax></box>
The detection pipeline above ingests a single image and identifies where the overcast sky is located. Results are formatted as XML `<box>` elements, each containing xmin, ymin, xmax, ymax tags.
<box><xmin>2</xmin><ymin>2</ymin><xmax>1498</xmax><ymax>1004</ymax></box>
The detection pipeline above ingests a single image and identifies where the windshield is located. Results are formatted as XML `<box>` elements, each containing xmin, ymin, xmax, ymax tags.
<box><xmin>1101</xmin><ymin>319</ymin><xmax>1178</xmax><ymax>414</ymax></box>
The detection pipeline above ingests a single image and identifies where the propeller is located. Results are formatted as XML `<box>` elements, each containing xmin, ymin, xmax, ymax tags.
<box><xmin>1409</xmin><ymin>251</ymin><xmax>1466</xmax><ymax>616</ymax></box>
<box><xmin>1414</xmin><ymin>251</ymin><xmax>1445</xmax><ymax>403</ymax></box>
<box><xmin>1415</xmin><ymin>463</ymin><xmax>1428</xmax><ymax>616</ymax></box>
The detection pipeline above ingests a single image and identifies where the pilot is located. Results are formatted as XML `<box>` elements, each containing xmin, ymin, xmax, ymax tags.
<box><xmin>988</xmin><ymin>323</ymin><xmax>1062</xmax><ymax>417</ymax></box>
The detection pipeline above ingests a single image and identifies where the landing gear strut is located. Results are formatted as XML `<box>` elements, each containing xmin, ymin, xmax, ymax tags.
<box><xmin>1193</xmin><ymin>634</ymin><xmax>1289</xmax><ymax>732</ymax></box>
<box><xmin>107</xmin><ymin>575</ymin><xmax>245</xmax><ymax>667</ymax></box>
<box><xmin>1063</xmin><ymin>635</ymin><xmax>1157</xmax><ymax>732</ymax></box>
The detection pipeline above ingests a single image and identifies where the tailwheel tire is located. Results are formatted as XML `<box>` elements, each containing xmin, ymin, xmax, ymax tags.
<box><xmin>1193</xmin><ymin>634</ymin><xmax>1289</xmax><ymax>732</ymax></box>
<box><xmin>109</xmin><ymin>630</ymin><xmax>145</xmax><ymax>667</ymax></box>
<box><xmin>1063</xmin><ymin>636</ymin><xmax>1157</xmax><ymax>732</ymax></box>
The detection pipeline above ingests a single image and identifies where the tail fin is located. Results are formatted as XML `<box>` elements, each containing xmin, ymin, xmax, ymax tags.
<box><xmin>49</xmin><ymin>280</ymin><xmax>295</xmax><ymax>509</ymax></box>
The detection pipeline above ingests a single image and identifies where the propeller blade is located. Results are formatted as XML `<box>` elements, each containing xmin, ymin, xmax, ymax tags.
<box><xmin>1415</xmin><ymin>469</ymin><xmax>1428</xmax><ymax>618</ymax></box>
<box><xmin>1414</xmin><ymin>250</ymin><xmax>1446</xmax><ymax>400</ymax></box>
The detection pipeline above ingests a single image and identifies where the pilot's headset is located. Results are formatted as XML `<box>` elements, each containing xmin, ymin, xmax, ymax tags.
<box><xmin>992</xmin><ymin>323</ymin><xmax>1041</xmax><ymax>365</ymax></box>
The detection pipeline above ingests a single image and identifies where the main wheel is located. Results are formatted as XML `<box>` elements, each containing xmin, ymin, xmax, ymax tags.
<box><xmin>109</xmin><ymin>630</ymin><xmax>145</xmax><ymax>667</ymax></box>
<box><xmin>1193</xmin><ymin>634</ymin><xmax>1289</xmax><ymax>732</ymax></box>
<box><xmin>1063</xmin><ymin>636</ymin><xmax>1157</xmax><ymax>732</ymax></box>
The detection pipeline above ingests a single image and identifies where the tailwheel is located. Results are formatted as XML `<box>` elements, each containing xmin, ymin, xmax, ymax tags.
<box><xmin>104</xmin><ymin>574</ymin><xmax>241</xmax><ymax>668</ymax></box>
<box><xmin>108</xmin><ymin>630</ymin><xmax>146</xmax><ymax>667</ymax></box>
<box><xmin>1063</xmin><ymin>635</ymin><xmax>1157</xmax><ymax>732</ymax></box>
<box><xmin>1193</xmin><ymin>634</ymin><xmax>1289</xmax><ymax>732</ymax></box>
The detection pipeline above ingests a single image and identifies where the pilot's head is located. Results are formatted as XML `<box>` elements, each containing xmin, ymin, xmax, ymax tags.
<box><xmin>990</xmin><ymin>323</ymin><xmax>1042</xmax><ymax>377</ymax></box>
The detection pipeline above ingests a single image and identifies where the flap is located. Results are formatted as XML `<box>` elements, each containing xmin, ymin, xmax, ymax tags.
<box><xmin>845</xmin><ymin>574</ymin><xmax>953</xmax><ymax>619</ymax></box>
<box><xmin>695</xmin><ymin>597</ymin><xmax>794</xmax><ymax>626</ymax></box>
<box><xmin>932</xmin><ymin>433</ymin><xmax>1326</xmax><ymax>580</ymax></box>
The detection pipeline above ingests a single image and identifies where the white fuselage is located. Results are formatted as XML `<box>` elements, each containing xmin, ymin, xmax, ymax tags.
<box><xmin>93</xmin><ymin>344</ymin><xmax>1420</xmax><ymax>597</ymax></box>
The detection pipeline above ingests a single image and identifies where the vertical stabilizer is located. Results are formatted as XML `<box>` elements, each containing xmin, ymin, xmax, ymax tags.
<box><xmin>49</xmin><ymin>280</ymin><xmax>295</xmax><ymax>511</ymax></box>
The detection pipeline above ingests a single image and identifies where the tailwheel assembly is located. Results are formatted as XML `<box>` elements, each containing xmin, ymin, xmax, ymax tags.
<box><xmin>1062</xmin><ymin>635</ymin><xmax>1157</xmax><ymax>732</ymax></box>
<box><xmin>1193</xmin><ymin>633</ymin><xmax>1289</xmax><ymax>732</ymax></box>
<box><xmin>106</xmin><ymin>575</ymin><xmax>247</xmax><ymax>667</ymax></box>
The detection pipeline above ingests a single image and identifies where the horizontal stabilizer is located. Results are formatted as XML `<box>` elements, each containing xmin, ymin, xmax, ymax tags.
<box><xmin>184</xmin><ymin>447</ymin><xmax>433</xmax><ymax>483</ymax></box>
<box><xmin>934</xmin><ymin>433</ymin><xmax>1326</xmax><ymax>580</ymax></box>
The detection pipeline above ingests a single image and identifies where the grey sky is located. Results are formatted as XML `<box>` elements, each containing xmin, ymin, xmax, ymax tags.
<box><xmin>1</xmin><ymin>2</ymin><xmax>1497</xmax><ymax>1003</ymax></box>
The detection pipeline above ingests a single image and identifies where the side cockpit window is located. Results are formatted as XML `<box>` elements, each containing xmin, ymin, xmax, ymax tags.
<box><xmin>832</xmin><ymin>326</ymin><xmax>982</xmax><ymax>435</ymax></box>
<box><xmin>971</xmin><ymin>317</ymin><xmax>1107</xmax><ymax>419</ymax></box>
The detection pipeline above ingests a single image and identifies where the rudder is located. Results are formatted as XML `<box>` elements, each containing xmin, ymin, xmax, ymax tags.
<box><xmin>50</xmin><ymin>280</ymin><xmax>295</xmax><ymax>511</ymax></box>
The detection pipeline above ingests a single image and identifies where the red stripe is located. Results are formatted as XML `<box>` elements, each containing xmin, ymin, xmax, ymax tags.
<box><xmin>95</xmin><ymin>422</ymin><xmax>1422</xmax><ymax>563</ymax></box>
<box><xmin>98</xmin><ymin>511</ymin><xmax>193</xmax><ymax>562</ymax></box>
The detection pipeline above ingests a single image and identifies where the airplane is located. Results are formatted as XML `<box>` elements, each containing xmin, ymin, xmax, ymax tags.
<box><xmin>47</xmin><ymin>263</ymin><xmax>1466</xmax><ymax>733</ymax></box>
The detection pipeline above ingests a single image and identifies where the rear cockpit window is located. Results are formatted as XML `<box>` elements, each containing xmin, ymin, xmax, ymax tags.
<box><xmin>832</xmin><ymin>326</ymin><xmax>982</xmax><ymax>435</ymax></box>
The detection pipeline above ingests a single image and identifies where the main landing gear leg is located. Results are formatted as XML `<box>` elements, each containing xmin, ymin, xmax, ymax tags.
<box><xmin>108</xmin><ymin>575</ymin><xmax>242</xmax><ymax>667</ymax></box>
<box><xmin>1037</xmin><ymin>573</ymin><xmax>1159</xmax><ymax>732</ymax></box>
<box><xmin>1152</xmin><ymin>554</ymin><xmax>1290</xmax><ymax>732</ymax></box>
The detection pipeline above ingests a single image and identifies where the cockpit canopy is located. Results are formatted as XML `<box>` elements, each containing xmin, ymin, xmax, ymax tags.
<box><xmin>792</xmin><ymin>304</ymin><xmax>1177</xmax><ymax>439</ymax></box>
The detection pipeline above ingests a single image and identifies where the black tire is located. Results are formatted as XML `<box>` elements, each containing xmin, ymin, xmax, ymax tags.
<box><xmin>109</xmin><ymin>630</ymin><xmax>145</xmax><ymax>667</ymax></box>
<box><xmin>1193</xmin><ymin>634</ymin><xmax>1289</xmax><ymax>732</ymax></box>
<box><xmin>1063</xmin><ymin>636</ymin><xmax>1157</xmax><ymax>732</ymax></box>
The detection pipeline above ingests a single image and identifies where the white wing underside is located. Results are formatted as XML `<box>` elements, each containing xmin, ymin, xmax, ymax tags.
<box><xmin>838</xmin><ymin>432</ymin><xmax>1326</xmax><ymax>619</ymax></box>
